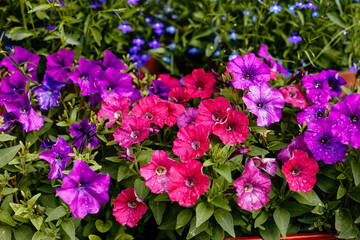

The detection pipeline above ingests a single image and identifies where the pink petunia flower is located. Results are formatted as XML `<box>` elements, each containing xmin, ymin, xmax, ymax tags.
<box><xmin>112</xmin><ymin>188</ymin><xmax>147</xmax><ymax>227</ymax></box>
<box><xmin>279</xmin><ymin>85</ymin><xmax>309</xmax><ymax>110</ymax></box>
<box><xmin>196</xmin><ymin>97</ymin><xmax>231</xmax><ymax>130</ymax></box>
<box><xmin>140</xmin><ymin>150</ymin><xmax>179</xmax><ymax>194</ymax></box>
<box><xmin>173</xmin><ymin>124</ymin><xmax>210</xmax><ymax>162</ymax></box>
<box><xmin>244</xmin><ymin>156</ymin><xmax>278</xmax><ymax>177</ymax></box>
<box><xmin>177</xmin><ymin>107</ymin><xmax>199</xmax><ymax>129</ymax></box>
<box><xmin>169</xmin><ymin>87</ymin><xmax>191</xmax><ymax>104</ymax></box>
<box><xmin>113</xmin><ymin>115</ymin><xmax>150</xmax><ymax>148</ymax></box>
<box><xmin>97</xmin><ymin>97</ymin><xmax>131</xmax><ymax>128</ymax></box>
<box><xmin>168</xmin><ymin>160</ymin><xmax>210</xmax><ymax>206</ymax></box>
<box><xmin>158</xmin><ymin>73</ymin><xmax>182</xmax><ymax>89</ymax></box>
<box><xmin>183</xmin><ymin>68</ymin><xmax>215</xmax><ymax>99</ymax></box>
<box><xmin>233</xmin><ymin>165</ymin><xmax>271</xmax><ymax>211</ymax></box>
<box><xmin>160</xmin><ymin>99</ymin><xmax>185</xmax><ymax>127</ymax></box>
<box><xmin>282</xmin><ymin>150</ymin><xmax>319</xmax><ymax>193</ymax></box>
<box><xmin>132</xmin><ymin>96</ymin><xmax>169</xmax><ymax>128</ymax></box>
<box><xmin>213</xmin><ymin>108</ymin><xmax>249</xmax><ymax>146</ymax></box>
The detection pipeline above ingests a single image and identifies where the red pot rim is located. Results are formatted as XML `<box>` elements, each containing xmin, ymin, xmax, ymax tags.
<box><xmin>224</xmin><ymin>232</ymin><xmax>337</xmax><ymax>240</ymax></box>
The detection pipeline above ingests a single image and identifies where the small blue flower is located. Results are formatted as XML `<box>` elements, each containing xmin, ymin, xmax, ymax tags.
<box><xmin>128</xmin><ymin>0</ymin><xmax>139</xmax><ymax>4</ymax></box>
<box><xmin>228</xmin><ymin>50</ymin><xmax>239</xmax><ymax>61</ymax></box>
<box><xmin>312</xmin><ymin>11</ymin><xmax>319</xmax><ymax>17</ymax></box>
<box><xmin>341</xmin><ymin>29</ymin><xmax>348</xmax><ymax>39</ymax></box>
<box><xmin>349</xmin><ymin>66</ymin><xmax>357</xmax><ymax>73</ymax></box>
<box><xmin>118</xmin><ymin>21</ymin><xmax>132</xmax><ymax>34</ymax></box>
<box><xmin>168</xmin><ymin>41</ymin><xmax>177</xmax><ymax>51</ymax></box>
<box><xmin>152</xmin><ymin>21</ymin><xmax>164</xmax><ymax>30</ymax></box>
<box><xmin>288</xmin><ymin>5</ymin><xmax>296</xmax><ymax>14</ymax></box>
<box><xmin>172</xmin><ymin>14</ymin><xmax>179</xmax><ymax>19</ymax></box>
<box><xmin>269</xmin><ymin>2</ymin><xmax>282</xmax><ymax>14</ymax></box>
<box><xmin>229</xmin><ymin>30</ymin><xmax>237</xmax><ymax>40</ymax></box>
<box><xmin>129</xmin><ymin>45</ymin><xmax>141</xmax><ymax>54</ymax></box>
<box><xmin>161</xmin><ymin>54</ymin><xmax>171</xmax><ymax>63</ymax></box>
<box><xmin>288</xmin><ymin>32</ymin><xmax>302</xmax><ymax>45</ymax></box>
<box><xmin>164</xmin><ymin>6</ymin><xmax>173</xmax><ymax>13</ymax></box>
<box><xmin>133</xmin><ymin>36</ymin><xmax>145</xmax><ymax>46</ymax></box>
<box><xmin>243</xmin><ymin>10</ymin><xmax>252</xmax><ymax>16</ymax></box>
<box><xmin>166</xmin><ymin>26</ymin><xmax>177</xmax><ymax>34</ymax></box>
<box><xmin>145</xmin><ymin>17</ymin><xmax>153</xmax><ymax>25</ymax></box>
<box><xmin>188</xmin><ymin>47</ymin><xmax>200</xmax><ymax>55</ymax></box>
<box><xmin>222</xmin><ymin>15</ymin><xmax>227</xmax><ymax>21</ymax></box>
<box><xmin>213</xmin><ymin>50</ymin><xmax>220</xmax><ymax>58</ymax></box>
<box><xmin>138</xmin><ymin>53</ymin><xmax>151</xmax><ymax>67</ymax></box>
<box><xmin>149</xmin><ymin>37</ymin><xmax>161</xmax><ymax>49</ymax></box>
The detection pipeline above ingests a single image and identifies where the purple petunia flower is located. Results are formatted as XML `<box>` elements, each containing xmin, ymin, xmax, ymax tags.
<box><xmin>148</xmin><ymin>80</ymin><xmax>170</xmax><ymax>100</ymax></box>
<box><xmin>0</xmin><ymin>71</ymin><xmax>27</xmax><ymax>101</ymax></box>
<box><xmin>0</xmin><ymin>112</ymin><xmax>19</xmax><ymax>133</ymax></box>
<box><xmin>244</xmin><ymin>156</ymin><xmax>278</xmax><ymax>177</ymax></box>
<box><xmin>297</xmin><ymin>104</ymin><xmax>327</xmax><ymax>125</ymax></box>
<box><xmin>69</xmin><ymin>118</ymin><xmax>98</xmax><ymax>153</ymax></box>
<box><xmin>46</xmin><ymin>48</ymin><xmax>75</xmax><ymax>83</ymax></box>
<box><xmin>243</xmin><ymin>82</ymin><xmax>285</xmax><ymax>127</ymax></box>
<box><xmin>288</xmin><ymin>33</ymin><xmax>302</xmax><ymax>45</ymax></box>
<box><xmin>302</xmin><ymin>70</ymin><xmax>331</xmax><ymax>104</ymax></box>
<box><xmin>118</xmin><ymin>21</ymin><xmax>132</xmax><ymax>34</ymax></box>
<box><xmin>329</xmin><ymin>94</ymin><xmax>360</xmax><ymax>149</ymax></box>
<box><xmin>325</xmin><ymin>70</ymin><xmax>346</xmax><ymax>98</ymax></box>
<box><xmin>103</xmin><ymin>50</ymin><xmax>127</xmax><ymax>71</ymax></box>
<box><xmin>0</xmin><ymin>46</ymin><xmax>40</xmax><ymax>82</ymax></box>
<box><xmin>228</xmin><ymin>53</ymin><xmax>271</xmax><ymax>90</ymax></box>
<box><xmin>39</xmin><ymin>137</ymin><xmax>74</xmax><ymax>179</ymax></box>
<box><xmin>56</xmin><ymin>160</ymin><xmax>110</xmax><ymax>218</ymax></box>
<box><xmin>39</xmin><ymin>138</ymin><xmax>56</xmax><ymax>149</ymax></box>
<box><xmin>277</xmin><ymin>135</ymin><xmax>313</xmax><ymax>164</ymax></box>
<box><xmin>258</xmin><ymin>44</ymin><xmax>289</xmax><ymax>75</ymax></box>
<box><xmin>32</xmin><ymin>74</ymin><xmax>66</xmax><ymax>110</ymax></box>
<box><xmin>68</xmin><ymin>57</ymin><xmax>102</xmax><ymax>96</ymax></box>
<box><xmin>149</xmin><ymin>38</ymin><xmax>161</xmax><ymax>49</ymax></box>
<box><xmin>304</xmin><ymin>118</ymin><xmax>348</xmax><ymax>164</ymax></box>
<box><xmin>177</xmin><ymin>107</ymin><xmax>199</xmax><ymax>129</ymax></box>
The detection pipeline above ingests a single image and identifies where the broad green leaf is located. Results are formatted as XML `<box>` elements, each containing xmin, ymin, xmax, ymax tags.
<box><xmin>187</xmin><ymin>217</ymin><xmax>208</xmax><ymax>239</ymax></box>
<box><xmin>259</xmin><ymin>221</ymin><xmax>280</xmax><ymax>240</ymax></box>
<box><xmin>30</xmin><ymin>216</ymin><xmax>43</xmax><ymax>230</ymax></box>
<box><xmin>293</xmin><ymin>190</ymin><xmax>323</xmax><ymax>206</ymax></box>
<box><xmin>337</xmin><ymin>185</ymin><xmax>346</xmax><ymax>200</ymax></box>
<box><xmin>211</xmin><ymin>196</ymin><xmax>231</xmax><ymax>211</ymax></box>
<box><xmin>14</xmin><ymin>225</ymin><xmax>32</xmax><ymax>240</ymax></box>
<box><xmin>0</xmin><ymin>210</ymin><xmax>17</xmax><ymax>227</ymax></box>
<box><xmin>114</xmin><ymin>232</ymin><xmax>134</xmax><ymax>240</ymax></box>
<box><xmin>32</xmin><ymin>231</ymin><xmax>45</xmax><ymax>240</ymax></box>
<box><xmin>316</xmin><ymin>174</ymin><xmax>338</xmax><ymax>194</ymax></box>
<box><xmin>254</xmin><ymin>212</ymin><xmax>268</xmax><ymax>228</ymax></box>
<box><xmin>134</xmin><ymin>179</ymin><xmax>149</xmax><ymax>200</ymax></box>
<box><xmin>149</xmin><ymin>200</ymin><xmax>166</xmax><ymax>225</ymax></box>
<box><xmin>273</xmin><ymin>208</ymin><xmax>290</xmax><ymax>239</ymax></box>
<box><xmin>28</xmin><ymin>193</ymin><xmax>41</xmax><ymax>206</ymax></box>
<box><xmin>248</xmin><ymin>145</ymin><xmax>269</xmax><ymax>156</ymax></box>
<box><xmin>117</xmin><ymin>165</ymin><xmax>130</xmax><ymax>182</ymax></box>
<box><xmin>214</xmin><ymin>165</ymin><xmax>232</xmax><ymax>183</ymax></box>
<box><xmin>195</xmin><ymin>202</ymin><xmax>213</xmax><ymax>228</ymax></box>
<box><xmin>89</xmin><ymin>235</ymin><xmax>102</xmax><ymax>240</ymax></box>
<box><xmin>176</xmin><ymin>209</ymin><xmax>193</xmax><ymax>229</ymax></box>
<box><xmin>214</xmin><ymin>209</ymin><xmax>235</xmax><ymax>238</ymax></box>
<box><xmin>335</xmin><ymin>208</ymin><xmax>352</xmax><ymax>232</ymax></box>
<box><xmin>1</xmin><ymin>187</ymin><xmax>18</xmax><ymax>195</ymax></box>
<box><xmin>348</xmin><ymin>184</ymin><xmax>360</xmax><ymax>203</ymax></box>
<box><xmin>45</xmin><ymin>206</ymin><xmax>67</xmax><ymax>222</ymax></box>
<box><xmin>90</xmin><ymin>27</ymin><xmax>101</xmax><ymax>46</ymax></box>
<box><xmin>0</xmin><ymin>145</ymin><xmax>21</xmax><ymax>168</ymax></box>
<box><xmin>0</xmin><ymin>134</ymin><xmax>16</xmax><ymax>141</ymax></box>
<box><xmin>95</xmin><ymin>219</ymin><xmax>112</xmax><ymax>233</ymax></box>
<box><xmin>28</xmin><ymin>4</ymin><xmax>51</xmax><ymax>13</ymax></box>
<box><xmin>350</xmin><ymin>158</ymin><xmax>360</xmax><ymax>186</ymax></box>
<box><xmin>211</xmin><ymin>222</ymin><xmax>224</xmax><ymax>240</ymax></box>
<box><xmin>64</xmin><ymin>34</ymin><xmax>80</xmax><ymax>46</ymax></box>
<box><xmin>6</xmin><ymin>27</ymin><xmax>33</xmax><ymax>40</ymax></box>
<box><xmin>0</xmin><ymin>226</ymin><xmax>12</xmax><ymax>240</ymax></box>
<box><xmin>338</xmin><ymin>225</ymin><xmax>359</xmax><ymax>239</ymax></box>
<box><xmin>327</xmin><ymin>12</ymin><xmax>347</xmax><ymax>28</ymax></box>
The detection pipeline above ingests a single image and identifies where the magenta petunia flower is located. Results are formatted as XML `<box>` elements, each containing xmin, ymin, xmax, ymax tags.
<box><xmin>173</xmin><ymin>124</ymin><xmax>210</xmax><ymax>162</ymax></box>
<box><xmin>132</xmin><ymin>96</ymin><xmax>169</xmax><ymax>128</ymax></box>
<box><xmin>158</xmin><ymin>74</ymin><xmax>182</xmax><ymax>89</ymax></box>
<box><xmin>1</xmin><ymin>71</ymin><xmax>27</xmax><ymax>97</ymax></box>
<box><xmin>301</xmin><ymin>71</ymin><xmax>331</xmax><ymax>104</ymax></box>
<box><xmin>243</xmin><ymin>82</ymin><xmax>285</xmax><ymax>127</ymax></box>
<box><xmin>56</xmin><ymin>160</ymin><xmax>110</xmax><ymax>218</ymax></box>
<box><xmin>168</xmin><ymin>160</ymin><xmax>210</xmax><ymax>206</ymax></box>
<box><xmin>277</xmin><ymin>135</ymin><xmax>313</xmax><ymax>164</ymax></box>
<box><xmin>258</xmin><ymin>44</ymin><xmax>289</xmax><ymax>75</ymax></box>
<box><xmin>177</xmin><ymin>107</ymin><xmax>199</xmax><ymax>129</ymax></box>
<box><xmin>148</xmin><ymin>80</ymin><xmax>170</xmax><ymax>100</ymax></box>
<box><xmin>297</xmin><ymin>104</ymin><xmax>327</xmax><ymax>125</ymax></box>
<box><xmin>46</xmin><ymin>48</ymin><xmax>75</xmax><ymax>83</ymax></box>
<box><xmin>39</xmin><ymin>137</ymin><xmax>74</xmax><ymax>179</ymax></box>
<box><xmin>103</xmin><ymin>50</ymin><xmax>127</xmax><ymax>71</ymax></box>
<box><xmin>112</xmin><ymin>188</ymin><xmax>147</xmax><ymax>227</ymax></box>
<box><xmin>113</xmin><ymin>115</ymin><xmax>150</xmax><ymax>148</ymax></box>
<box><xmin>183</xmin><ymin>68</ymin><xmax>215</xmax><ymax>99</ymax></box>
<box><xmin>97</xmin><ymin>97</ymin><xmax>131</xmax><ymax>128</ymax></box>
<box><xmin>213</xmin><ymin>108</ymin><xmax>249</xmax><ymax>146</ymax></box>
<box><xmin>196</xmin><ymin>97</ymin><xmax>231</xmax><ymax>130</ymax></box>
<box><xmin>329</xmin><ymin>94</ymin><xmax>360</xmax><ymax>149</ymax></box>
<box><xmin>0</xmin><ymin>46</ymin><xmax>40</xmax><ymax>82</ymax></box>
<box><xmin>244</xmin><ymin>156</ymin><xmax>278</xmax><ymax>177</ymax></box>
<box><xmin>69</xmin><ymin>118</ymin><xmax>98</xmax><ymax>152</ymax></box>
<box><xmin>228</xmin><ymin>53</ymin><xmax>270</xmax><ymax>90</ymax></box>
<box><xmin>160</xmin><ymin>99</ymin><xmax>185</xmax><ymax>127</ymax></box>
<box><xmin>282</xmin><ymin>150</ymin><xmax>318</xmax><ymax>193</ymax></box>
<box><xmin>169</xmin><ymin>87</ymin><xmax>191</xmax><ymax>104</ymax></box>
<box><xmin>326</xmin><ymin>70</ymin><xmax>346</xmax><ymax>98</ymax></box>
<box><xmin>140</xmin><ymin>150</ymin><xmax>178</xmax><ymax>194</ymax></box>
<box><xmin>234</xmin><ymin>165</ymin><xmax>271</xmax><ymax>211</ymax></box>
<box><xmin>279</xmin><ymin>85</ymin><xmax>309</xmax><ymax>110</ymax></box>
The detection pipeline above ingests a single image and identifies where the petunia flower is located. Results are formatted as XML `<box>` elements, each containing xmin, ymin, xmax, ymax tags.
<box><xmin>132</xmin><ymin>96</ymin><xmax>169</xmax><ymax>128</ymax></box>
<box><xmin>103</xmin><ymin>50</ymin><xmax>127</xmax><ymax>71</ymax></box>
<box><xmin>39</xmin><ymin>138</ymin><xmax>56</xmax><ymax>149</ymax></box>
<box><xmin>56</xmin><ymin>160</ymin><xmax>110</xmax><ymax>218</ymax></box>
<box><xmin>304</xmin><ymin>118</ymin><xmax>348</xmax><ymax>164</ymax></box>
<box><xmin>32</xmin><ymin>74</ymin><xmax>66</xmax><ymax>110</ymax></box>
<box><xmin>160</xmin><ymin>100</ymin><xmax>185</xmax><ymax>127</ymax></box>
<box><xmin>325</xmin><ymin>69</ymin><xmax>346</xmax><ymax>98</ymax></box>
<box><xmin>0</xmin><ymin>112</ymin><xmax>19</xmax><ymax>132</ymax></box>
<box><xmin>148</xmin><ymin>80</ymin><xmax>170</xmax><ymax>100</ymax></box>
<box><xmin>169</xmin><ymin>87</ymin><xmax>191</xmax><ymax>104</ymax></box>
<box><xmin>113</xmin><ymin>188</ymin><xmax>147</xmax><ymax>227</ymax></box>
<box><xmin>69</xmin><ymin>118</ymin><xmax>98</xmax><ymax>152</ymax></box>
<box><xmin>297</xmin><ymin>104</ymin><xmax>327</xmax><ymax>125</ymax></box>
<box><xmin>258</xmin><ymin>44</ymin><xmax>289</xmax><ymax>75</ymax></box>
<box><xmin>173</xmin><ymin>124</ymin><xmax>210</xmax><ymax>162</ymax></box>
<box><xmin>0</xmin><ymin>71</ymin><xmax>27</xmax><ymax>97</ymax></box>
<box><xmin>329</xmin><ymin>94</ymin><xmax>360</xmax><ymax>149</ymax></box>
<box><xmin>158</xmin><ymin>74</ymin><xmax>182</xmax><ymax>89</ymax></box>
<box><xmin>243</xmin><ymin>82</ymin><xmax>285</xmax><ymax>127</ymax></box>
<box><xmin>301</xmin><ymin>70</ymin><xmax>331</xmax><ymax>104</ymax></box>
<box><xmin>46</xmin><ymin>48</ymin><xmax>75</xmax><ymax>83</ymax></box>
<box><xmin>196</xmin><ymin>97</ymin><xmax>231</xmax><ymax>130</ymax></box>
<box><xmin>140</xmin><ymin>150</ymin><xmax>178</xmax><ymax>194</ymax></box>
<box><xmin>282</xmin><ymin>150</ymin><xmax>318</xmax><ymax>193</ymax></box>
<box><xmin>97</xmin><ymin>97</ymin><xmax>131</xmax><ymax>128</ymax></box>
<box><xmin>182</xmin><ymin>68</ymin><xmax>215</xmax><ymax>99</ymax></box>
<box><xmin>177</xmin><ymin>107</ymin><xmax>199</xmax><ymax>129</ymax></box>
<box><xmin>277</xmin><ymin>135</ymin><xmax>313</xmax><ymax>163</ymax></box>
<box><xmin>228</xmin><ymin>53</ymin><xmax>270</xmax><ymax>90</ymax></box>
<box><xmin>168</xmin><ymin>160</ymin><xmax>210</xmax><ymax>206</ymax></box>
<box><xmin>39</xmin><ymin>137</ymin><xmax>74</xmax><ymax>179</ymax></box>
<box><xmin>113</xmin><ymin>115</ymin><xmax>150</xmax><ymax>148</ymax></box>
<box><xmin>213</xmin><ymin>108</ymin><xmax>249</xmax><ymax>146</ymax></box>
<box><xmin>244</xmin><ymin>156</ymin><xmax>278</xmax><ymax>177</ymax></box>
<box><xmin>279</xmin><ymin>85</ymin><xmax>308</xmax><ymax>110</ymax></box>
<box><xmin>234</xmin><ymin>165</ymin><xmax>271</xmax><ymax>211</ymax></box>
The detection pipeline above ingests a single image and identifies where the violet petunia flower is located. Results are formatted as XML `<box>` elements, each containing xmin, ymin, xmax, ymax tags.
<box><xmin>0</xmin><ymin>46</ymin><xmax>40</xmax><ymax>82</ymax></box>
<box><xmin>0</xmin><ymin>112</ymin><xmax>19</xmax><ymax>132</ymax></box>
<box><xmin>1</xmin><ymin>71</ymin><xmax>27</xmax><ymax>97</ymax></box>
<box><xmin>234</xmin><ymin>165</ymin><xmax>271</xmax><ymax>211</ymax></box>
<box><xmin>39</xmin><ymin>137</ymin><xmax>74</xmax><ymax>179</ymax></box>
<box><xmin>302</xmin><ymin>71</ymin><xmax>331</xmax><ymax>104</ymax></box>
<box><xmin>297</xmin><ymin>104</ymin><xmax>327</xmax><ymax>125</ymax></box>
<box><xmin>258</xmin><ymin>44</ymin><xmax>289</xmax><ymax>75</ymax></box>
<box><xmin>228</xmin><ymin>53</ymin><xmax>271</xmax><ymax>90</ymax></box>
<box><xmin>304</xmin><ymin>118</ymin><xmax>348</xmax><ymax>164</ymax></box>
<box><xmin>245</xmin><ymin>156</ymin><xmax>278</xmax><ymax>177</ymax></box>
<box><xmin>277</xmin><ymin>135</ymin><xmax>313</xmax><ymax>164</ymax></box>
<box><xmin>103</xmin><ymin>50</ymin><xmax>127</xmax><ymax>71</ymax></box>
<box><xmin>69</xmin><ymin>118</ymin><xmax>98</xmax><ymax>152</ymax></box>
<box><xmin>39</xmin><ymin>138</ymin><xmax>56</xmax><ymax>149</ymax></box>
<box><xmin>177</xmin><ymin>107</ymin><xmax>199</xmax><ymax>129</ymax></box>
<box><xmin>243</xmin><ymin>82</ymin><xmax>285</xmax><ymax>127</ymax></box>
<box><xmin>329</xmin><ymin>94</ymin><xmax>360</xmax><ymax>149</ymax></box>
<box><xmin>325</xmin><ymin>70</ymin><xmax>346</xmax><ymax>98</ymax></box>
<box><xmin>56</xmin><ymin>160</ymin><xmax>110</xmax><ymax>218</ymax></box>
<box><xmin>32</xmin><ymin>74</ymin><xmax>66</xmax><ymax>110</ymax></box>
<box><xmin>148</xmin><ymin>80</ymin><xmax>170</xmax><ymax>100</ymax></box>
<box><xmin>46</xmin><ymin>48</ymin><xmax>75</xmax><ymax>83</ymax></box>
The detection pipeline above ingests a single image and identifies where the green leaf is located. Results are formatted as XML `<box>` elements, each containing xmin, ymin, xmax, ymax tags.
<box><xmin>64</xmin><ymin>34</ymin><xmax>80</xmax><ymax>46</ymax></box>
<box><xmin>211</xmin><ymin>197</ymin><xmax>231</xmax><ymax>211</ymax></box>
<box><xmin>214</xmin><ymin>209</ymin><xmax>235</xmax><ymax>238</ymax></box>
<box><xmin>259</xmin><ymin>221</ymin><xmax>280</xmax><ymax>240</ymax></box>
<box><xmin>293</xmin><ymin>190</ymin><xmax>323</xmax><ymax>206</ymax></box>
<box><xmin>273</xmin><ymin>208</ymin><xmax>290</xmax><ymax>239</ymax></box>
<box><xmin>187</xmin><ymin>217</ymin><xmax>208</xmax><ymax>239</ymax></box>
<box><xmin>45</xmin><ymin>206</ymin><xmax>67</xmax><ymax>222</ymax></box>
<box><xmin>337</xmin><ymin>185</ymin><xmax>346</xmax><ymax>200</ymax></box>
<box><xmin>114</xmin><ymin>232</ymin><xmax>134</xmax><ymax>240</ymax></box>
<box><xmin>89</xmin><ymin>235</ymin><xmax>102</xmax><ymax>240</ymax></box>
<box><xmin>338</xmin><ymin>225</ymin><xmax>359</xmax><ymax>239</ymax></box>
<box><xmin>14</xmin><ymin>225</ymin><xmax>32</xmax><ymax>240</ymax></box>
<box><xmin>0</xmin><ymin>210</ymin><xmax>17</xmax><ymax>227</ymax></box>
<box><xmin>176</xmin><ymin>209</ymin><xmax>193</xmax><ymax>229</ymax></box>
<box><xmin>117</xmin><ymin>165</ymin><xmax>130</xmax><ymax>182</ymax></box>
<box><xmin>1</xmin><ymin>187</ymin><xmax>18</xmax><ymax>195</ymax></box>
<box><xmin>316</xmin><ymin>174</ymin><xmax>338</xmax><ymax>194</ymax></box>
<box><xmin>214</xmin><ymin>165</ymin><xmax>232</xmax><ymax>183</ymax></box>
<box><xmin>95</xmin><ymin>219</ymin><xmax>112</xmax><ymax>233</ymax></box>
<box><xmin>348</xmin><ymin>184</ymin><xmax>360</xmax><ymax>203</ymax></box>
<box><xmin>90</xmin><ymin>27</ymin><xmax>101</xmax><ymax>46</ymax></box>
<box><xmin>62</xmin><ymin>220</ymin><xmax>75</xmax><ymax>240</ymax></box>
<box><xmin>30</xmin><ymin>216</ymin><xmax>43</xmax><ymax>230</ymax></box>
<box><xmin>0</xmin><ymin>134</ymin><xmax>17</xmax><ymax>141</ymax></box>
<box><xmin>0</xmin><ymin>145</ymin><xmax>21</xmax><ymax>168</ymax></box>
<box><xmin>335</xmin><ymin>208</ymin><xmax>352</xmax><ymax>232</ymax></box>
<box><xmin>195</xmin><ymin>202</ymin><xmax>213</xmax><ymax>228</ymax></box>
<box><xmin>350</xmin><ymin>158</ymin><xmax>360</xmax><ymax>186</ymax></box>
<box><xmin>327</xmin><ymin>12</ymin><xmax>347</xmax><ymax>28</ymax></box>
<box><xmin>134</xmin><ymin>179</ymin><xmax>149</xmax><ymax>200</ymax></box>
<box><xmin>247</xmin><ymin>145</ymin><xmax>269</xmax><ymax>156</ymax></box>
<box><xmin>149</xmin><ymin>200</ymin><xmax>166</xmax><ymax>225</ymax></box>
<box><xmin>6</xmin><ymin>27</ymin><xmax>33</xmax><ymax>40</ymax></box>
<box><xmin>0</xmin><ymin>226</ymin><xmax>12</xmax><ymax>240</ymax></box>
<box><xmin>28</xmin><ymin>4</ymin><xmax>51</xmax><ymax>13</ymax></box>
<box><xmin>254</xmin><ymin>212</ymin><xmax>268</xmax><ymax>228</ymax></box>
<box><xmin>28</xmin><ymin>193</ymin><xmax>41</xmax><ymax>206</ymax></box>
<box><xmin>32</xmin><ymin>231</ymin><xmax>45</xmax><ymax>240</ymax></box>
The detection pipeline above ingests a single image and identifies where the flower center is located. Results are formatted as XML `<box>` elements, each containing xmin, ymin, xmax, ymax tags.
<box><xmin>257</xmin><ymin>103</ymin><xmax>263</xmax><ymax>108</ymax></box>
<box><xmin>291</xmin><ymin>165</ymin><xmax>301</xmax><ymax>176</ymax></box>
<box><xmin>107</xmin><ymin>86</ymin><xmax>113</xmax><ymax>92</ymax></box>
<box><xmin>225</xmin><ymin>123</ymin><xmax>235</xmax><ymax>132</ymax></box>
<box><xmin>315</xmin><ymin>82</ymin><xmax>321</xmax><ymax>88</ymax></box>
<box><xmin>21</xmin><ymin>108</ymin><xmax>28</xmax><ymax>113</ymax></box>
<box><xmin>212</xmin><ymin>112</ymin><xmax>221</xmax><ymax>122</ymax></box>
<box><xmin>81</xmin><ymin>75</ymin><xmax>87</xmax><ymax>80</ymax></box>
<box><xmin>351</xmin><ymin>116</ymin><xmax>358</xmax><ymax>123</ymax></box>
<box><xmin>130</xmin><ymin>130</ymin><xmax>140</xmax><ymax>139</ymax></box>
<box><xmin>196</xmin><ymin>82</ymin><xmax>204</xmax><ymax>90</ymax></box>
<box><xmin>289</xmin><ymin>89</ymin><xmax>297</xmax><ymax>98</ymax></box>
<box><xmin>114</xmin><ymin>110</ymin><xmax>122</xmax><ymax>119</ymax></box>
<box><xmin>244</xmin><ymin>183</ymin><xmax>253</xmax><ymax>192</ymax></box>
<box><xmin>185</xmin><ymin>177</ymin><xmax>196</xmax><ymax>187</ymax></box>
<box><xmin>253</xmin><ymin>159</ymin><xmax>261</xmax><ymax>167</ymax></box>
<box><xmin>156</xmin><ymin>166</ymin><xmax>167</xmax><ymax>175</ymax></box>
<box><xmin>317</xmin><ymin>111</ymin><xmax>324</xmax><ymax>118</ymax></box>
<box><xmin>144</xmin><ymin>112</ymin><xmax>154</xmax><ymax>120</ymax></box>
<box><xmin>321</xmin><ymin>138</ymin><xmax>328</xmax><ymax>144</ymax></box>
<box><xmin>191</xmin><ymin>141</ymin><xmax>201</xmax><ymax>150</ymax></box>
<box><xmin>245</xmin><ymin>73</ymin><xmax>251</xmax><ymax>79</ymax></box>
<box><xmin>127</xmin><ymin>200</ymin><xmax>137</xmax><ymax>209</ymax></box>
